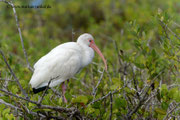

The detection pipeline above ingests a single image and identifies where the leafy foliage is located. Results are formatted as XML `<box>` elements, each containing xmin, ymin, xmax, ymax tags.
<box><xmin>0</xmin><ymin>0</ymin><xmax>180</xmax><ymax>119</ymax></box>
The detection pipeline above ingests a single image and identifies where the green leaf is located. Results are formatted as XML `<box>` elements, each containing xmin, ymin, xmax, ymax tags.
<box><xmin>85</xmin><ymin>105</ymin><xmax>95</xmax><ymax>114</ymax></box>
<box><xmin>151</xmin><ymin>49</ymin><xmax>157</xmax><ymax>58</ymax></box>
<box><xmin>2</xmin><ymin>108</ymin><xmax>10</xmax><ymax>117</ymax></box>
<box><xmin>0</xmin><ymin>104</ymin><xmax>5</xmax><ymax>111</ymax></box>
<box><xmin>160</xmin><ymin>84</ymin><xmax>168</xmax><ymax>98</ymax></box>
<box><xmin>58</xmin><ymin>98</ymin><xmax>63</xmax><ymax>106</ymax></box>
<box><xmin>134</xmin><ymin>39</ymin><xmax>141</xmax><ymax>48</ymax></box>
<box><xmin>155</xmin><ymin>108</ymin><xmax>166</xmax><ymax>115</ymax></box>
<box><xmin>72</xmin><ymin>95</ymin><xmax>88</xmax><ymax>104</ymax></box>
<box><xmin>115</xmin><ymin>97</ymin><xmax>127</xmax><ymax>108</ymax></box>
<box><xmin>161</xmin><ymin>102</ymin><xmax>169</xmax><ymax>110</ymax></box>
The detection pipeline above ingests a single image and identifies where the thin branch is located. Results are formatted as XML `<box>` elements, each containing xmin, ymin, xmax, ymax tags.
<box><xmin>0</xmin><ymin>50</ymin><xmax>28</xmax><ymax>98</ymax></box>
<box><xmin>89</xmin><ymin>88</ymin><xmax>118</xmax><ymax>105</ymax></box>
<box><xmin>126</xmin><ymin>70</ymin><xmax>164</xmax><ymax>119</ymax></box>
<box><xmin>18</xmin><ymin>101</ymin><xmax>46</xmax><ymax>118</ymax></box>
<box><xmin>0</xmin><ymin>0</ymin><xmax>33</xmax><ymax>72</ymax></box>
<box><xmin>39</xmin><ymin>105</ymin><xmax>79</xmax><ymax>113</ymax></box>
<box><xmin>0</xmin><ymin>78</ymin><xmax>15</xmax><ymax>82</ymax></box>
<box><xmin>0</xmin><ymin>88</ymin><xmax>37</xmax><ymax>104</ymax></box>
<box><xmin>92</xmin><ymin>69</ymin><xmax>105</xmax><ymax>98</ymax></box>
<box><xmin>51</xmin><ymin>88</ymin><xmax>61</xmax><ymax>97</ymax></box>
<box><xmin>0</xmin><ymin>88</ymin><xmax>82</xmax><ymax>118</ymax></box>
<box><xmin>163</xmin><ymin>103</ymin><xmax>180</xmax><ymax>120</ymax></box>
<box><xmin>38</xmin><ymin>80</ymin><xmax>52</xmax><ymax>105</ymax></box>
<box><xmin>89</xmin><ymin>76</ymin><xmax>133</xmax><ymax>105</ymax></box>
<box><xmin>109</xmin><ymin>92</ymin><xmax>113</xmax><ymax>120</ymax></box>
<box><xmin>160</xmin><ymin>20</ymin><xmax>180</xmax><ymax>40</ymax></box>
<box><xmin>71</xmin><ymin>28</ymin><xmax>75</xmax><ymax>42</ymax></box>
<box><xmin>0</xmin><ymin>99</ymin><xmax>46</xmax><ymax>118</ymax></box>
<box><xmin>0</xmin><ymin>99</ymin><xmax>22</xmax><ymax>111</ymax></box>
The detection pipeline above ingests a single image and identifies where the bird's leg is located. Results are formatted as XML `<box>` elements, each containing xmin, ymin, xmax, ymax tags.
<box><xmin>62</xmin><ymin>82</ymin><xmax>67</xmax><ymax>103</ymax></box>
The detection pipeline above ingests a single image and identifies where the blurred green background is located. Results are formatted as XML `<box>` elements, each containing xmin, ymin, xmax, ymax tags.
<box><xmin>0</xmin><ymin>0</ymin><xmax>180</xmax><ymax>119</ymax></box>
<box><xmin>0</xmin><ymin>0</ymin><xmax>179</xmax><ymax>74</ymax></box>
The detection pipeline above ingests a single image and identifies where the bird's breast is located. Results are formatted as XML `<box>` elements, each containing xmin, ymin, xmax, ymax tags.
<box><xmin>81</xmin><ymin>47</ymin><xmax>94</xmax><ymax>67</ymax></box>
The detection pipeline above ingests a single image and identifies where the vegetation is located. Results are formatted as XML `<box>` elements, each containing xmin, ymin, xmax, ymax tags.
<box><xmin>0</xmin><ymin>0</ymin><xmax>180</xmax><ymax>119</ymax></box>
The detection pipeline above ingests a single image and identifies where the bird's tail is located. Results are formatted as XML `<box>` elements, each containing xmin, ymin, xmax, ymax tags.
<box><xmin>32</xmin><ymin>86</ymin><xmax>48</xmax><ymax>94</ymax></box>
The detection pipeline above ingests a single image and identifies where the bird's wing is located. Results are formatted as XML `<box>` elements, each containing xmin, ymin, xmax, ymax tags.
<box><xmin>29</xmin><ymin>43</ymin><xmax>82</xmax><ymax>88</ymax></box>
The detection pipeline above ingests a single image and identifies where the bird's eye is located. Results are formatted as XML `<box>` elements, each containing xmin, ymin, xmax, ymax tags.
<box><xmin>89</xmin><ymin>40</ymin><xmax>92</xmax><ymax>42</ymax></box>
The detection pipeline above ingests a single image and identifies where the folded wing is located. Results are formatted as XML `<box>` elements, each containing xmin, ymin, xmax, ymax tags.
<box><xmin>29</xmin><ymin>43</ymin><xmax>82</xmax><ymax>89</ymax></box>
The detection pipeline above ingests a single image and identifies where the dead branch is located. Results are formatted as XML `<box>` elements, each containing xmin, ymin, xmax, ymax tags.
<box><xmin>0</xmin><ymin>50</ymin><xmax>29</xmax><ymax>98</ymax></box>
<box><xmin>0</xmin><ymin>88</ymin><xmax>37</xmax><ymax>104</ymax></box>
<box><xmin>0</xmin><ymin>99</ymin><xmax>22</xmax><ymax>111</ymax></box>
<box><xmin>0</xmin><ymin>88</ymin><xmax>83</xmax><ymax>118</ymax></box>
<box><xmin>160</xmin><ymin>20</ymin><xmax>180</xmax><ymax>40</ymax></box>
<box><xmin>38</xmin><ymin>80</ymin><xmax>52</xmax><ymax>105</ymax></box>
<box><xmin>89</xmin><ymin>88</ymin><xmax>118</xmax><ymax>105</ymax></box>
<box><xmin>163</xmin><ymin>102</ymin><xmax>180</xmax><ymax>120</ymax></box>
<box><xmin>0</xmin><ymin>0</ymin><xmax>33</xmax><ymax>72</ymax></box>
<box><xmin>126</xmin><ymin>70</ymin><xmax>164</xmax><ymax>119</ymax></box>
<box><xmin>109</xmin><ymin>92</ymin><xmax>113</xmax><ymax>120</ymax></box>
<box><xmin>92</xmin><ymin>69</ymin><xmax>105</xmax><ymax>99</ymax></box>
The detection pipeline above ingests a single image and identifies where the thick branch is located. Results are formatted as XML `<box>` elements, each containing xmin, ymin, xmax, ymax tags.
<box><xmin>0</xmin><ymin>88</ymin><xmax>82</xmax><ymax>118</ymax></box>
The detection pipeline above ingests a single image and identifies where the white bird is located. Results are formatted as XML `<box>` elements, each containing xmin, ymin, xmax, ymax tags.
<box><xmin>29</xmin><ymin>33</ymin><xmax>107</xmax><ymax>102</ymax></box>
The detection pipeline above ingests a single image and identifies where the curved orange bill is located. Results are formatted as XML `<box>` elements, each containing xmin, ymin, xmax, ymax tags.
<box><xmin>90</xmin><ymin>42</ymin><xmax>107</xmax><ymax>71</ymax></box>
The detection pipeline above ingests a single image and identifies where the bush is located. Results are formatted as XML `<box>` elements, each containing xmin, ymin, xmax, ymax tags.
<box><xmin>0</xmin><ymin>0</ymin><xmax>180</xmax><ymax>119</ymax></box>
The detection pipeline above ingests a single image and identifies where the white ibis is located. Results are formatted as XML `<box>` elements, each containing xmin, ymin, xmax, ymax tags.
<box><xmin>29</xmin><ymin>33</ymin><xmax>107</xmax><ymax>102</ymax></box>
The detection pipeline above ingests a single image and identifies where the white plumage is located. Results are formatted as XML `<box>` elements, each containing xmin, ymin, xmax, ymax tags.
<box><xmin>29</xmin><ymin>33</ymin><xmax>107</xmax><ymax>100</ymax></box>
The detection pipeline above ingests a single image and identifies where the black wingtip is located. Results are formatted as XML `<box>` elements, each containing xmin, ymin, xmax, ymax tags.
<box><xmin>33</xmin><ymin>86</ymin><xmax>48</xmax><ymax>94</ymax></box>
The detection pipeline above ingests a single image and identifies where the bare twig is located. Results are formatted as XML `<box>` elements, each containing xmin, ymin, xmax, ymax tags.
<box><xmin>38</xmin><ymin>80</ymin><xmax>52</xmax><ymax>105</ymax></box>
<box><xmin>0</xmin><ymin>88</ymin><xmax>37</xmax><ymax>104</ymax></box>
<box><xmin>109</xmin><ymin>92</ymin><xmax>113</xmax><ymax>120</ymax></box>
<box><xmin>160</xmin><ymin>20</ymin><xmax>180</xmax><ymax>40</ymax></box>
<box><xmin>0</xmin><ymin>99</ymin><xmax>46</xmax><ymax>118</ymax></box>
<box><xmin>18</xmin><ymin>101</ymin><xmax>46</xmax><ymax>118</ymax></box>
<box><xmin>0</xmin><ymin>88</ymin><xmax>82</xmax><ymax>118</ymax></box>
<box><xmin>39</xmin><ymin>105</ymin><xmax>79</xmax><ymax>114</ymax></box>
<box><xmin>0</xmin><ymin>0</ymin><xmax>33</xmax><ymax>72</ymax></box>
<box><xmin>0</xmin><ymin>50</ymin><xmax>28</xmax><ymax>98</ymax></box>
<box><xmin>126</xmin><ymin>70</ymin><xmax>164</xmax><ymax>119</ymax></box>
<box><xmin>0</xmin><ymin>99</ymin><xmax>22</xmax><ymax>111</ymax></box>
<box><xmin>163</xmin><ymin>103</ymin><xmax>180</xmax><ymax>120</ymax></box>
<box><xmin>92</xmin><ymin>69</ymin><xmax>105</xmax><ymax>98</ymax></box>
<box><xmin>0</xmin><ymin>78</ymin><xmax>15</xmax><ymax>82</ymax></box>
<box><xmin>89</xmin><ymin>76</ymin><xmax>133</xmax><ymax>106</ymax></box>
<box><xmin>51</xmin><ymin>88</ymin><xmax>61</xmax><ymax>97</ymax></box>
<box><xmin>89</xmin><ymin>88</ymin><xmax>118</xmax><ymax>105</ymax></box>
<box><xmin>71</xmin><ymin>28</ymin><xmax>75</xmax><ymax>42</ymax></box>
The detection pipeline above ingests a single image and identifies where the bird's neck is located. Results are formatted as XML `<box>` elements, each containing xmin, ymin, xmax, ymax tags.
<box><xmin>79</xmin><ymin>44</ymin><xmax>94</xmax><ymax>67</ymax></box>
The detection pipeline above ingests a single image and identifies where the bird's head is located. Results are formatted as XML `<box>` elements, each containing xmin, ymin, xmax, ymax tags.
<box><xmin>77</xmin><ymin>33</ymin><xmax>107</xmax><ymax>71</ymax></box>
